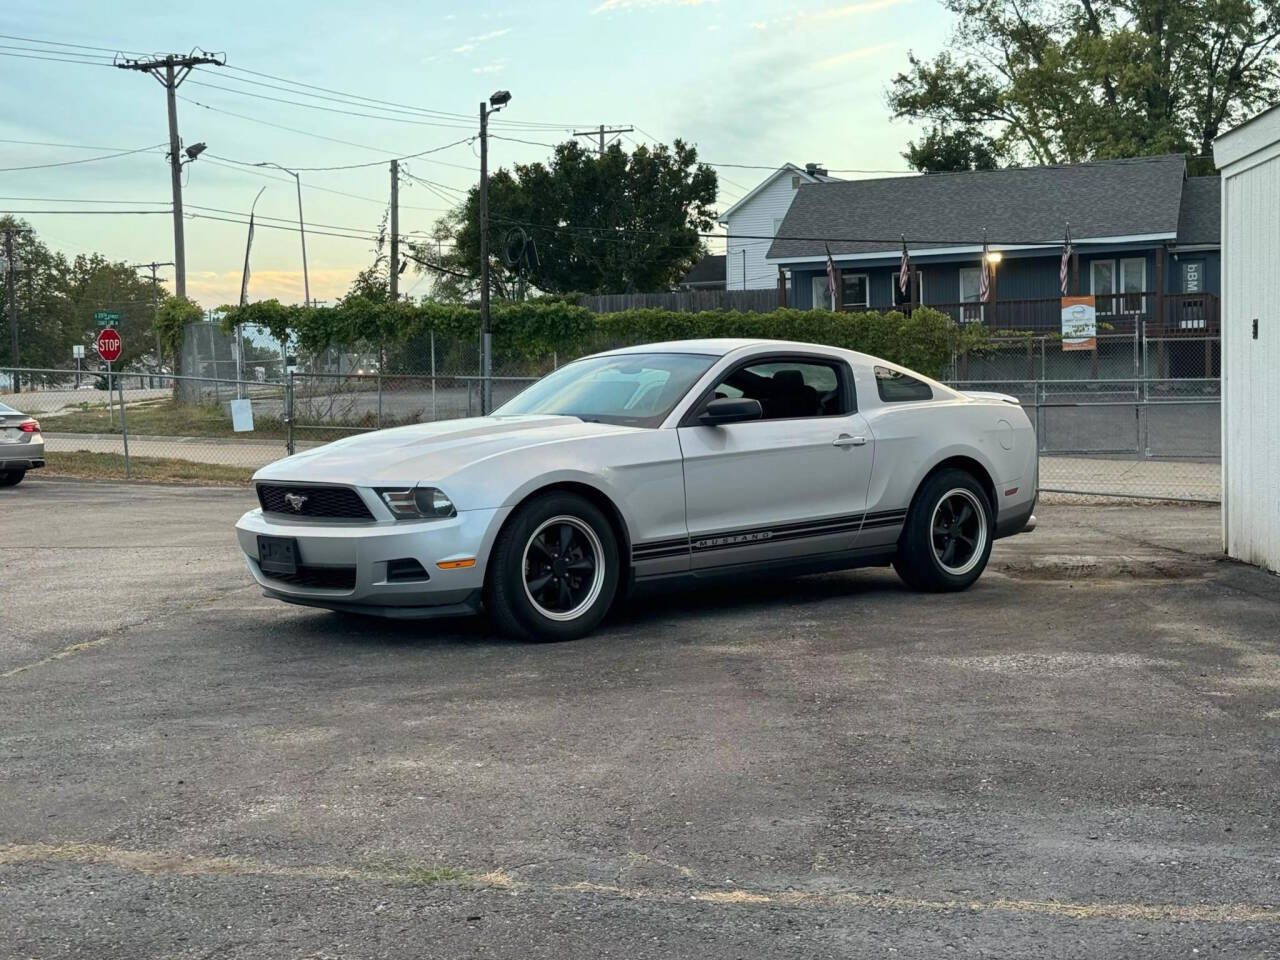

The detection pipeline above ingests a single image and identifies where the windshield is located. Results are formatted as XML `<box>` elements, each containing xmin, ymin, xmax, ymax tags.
<box><xmin>494</xmin><ymin>352</ymin><xmax>716</xmax><ymax>427</ymax></box>
<box><xmin>0</xmin><ymin>401</ymin><xmax>17</xmax><ymax>415</ymax></box>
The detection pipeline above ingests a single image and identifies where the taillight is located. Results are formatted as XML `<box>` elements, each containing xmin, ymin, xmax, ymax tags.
<box><xmin>18</xmin><ymin>419</ymin><xmax>39</xmax><ymax>433</ymax></box>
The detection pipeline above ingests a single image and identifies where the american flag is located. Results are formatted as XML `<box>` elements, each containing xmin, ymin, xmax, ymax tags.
<box><xmin>979</xmin><ymin>233</ymin><xmax>991</xmax><ymax>303</ymax></box>
<box><xmin>824</xmin><ymin>243</ymin><xmax>838</xmax><ymax>309</ymax></box>
<box><xmin>1059</xmin><ymin>223</ymin><xmax>1073</xmax><ymax>295</ymax></box>
<box><xmin>899</xmin><ymin>235</ymin><xmax>911</xmax><ymax>297</ymax></box>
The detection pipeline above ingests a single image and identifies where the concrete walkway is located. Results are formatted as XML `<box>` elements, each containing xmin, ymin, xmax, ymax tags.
<box><xmin>42</xmin><ymin>431</ymin><xmax>1222</xmax><ymax>500</ymax></box>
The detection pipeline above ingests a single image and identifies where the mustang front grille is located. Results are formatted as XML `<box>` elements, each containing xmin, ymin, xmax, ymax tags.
<box><xmin>256</xmin><ymin>484</ymin><xmax>374</xmax><ymax>520</ymax></box>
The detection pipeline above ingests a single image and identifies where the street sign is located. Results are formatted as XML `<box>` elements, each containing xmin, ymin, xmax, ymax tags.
<box><xmin>94</xmin><ymin>310</ymin><xmax>121</xmax><ymax>328</ymax></box>
<box><xmin>96</xmin><ymin>328</ymin><xmax>123</xmax><ymax>363</ymax></box>
<box><xmin>72</xmin><ymin>344</ymin><xmax>85</xmax><ymax>359</ymax></box>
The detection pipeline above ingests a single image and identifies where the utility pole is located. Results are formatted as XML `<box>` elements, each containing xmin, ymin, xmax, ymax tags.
<box><xmin>478</xmin><ymin>91</ymin><xmax>511</xmax><ymax>414</ymax></box>
<box><xmin>2</xmin><ymin>225</ymin><xmax>30</xmax><ymax>393</ymax></box>
<box><xmin>572</xmin><ymin>124</ymin><xmax>634</xmax><ymax>156</ymax></box>
<box><xmin>390</xmin><ymin>159</ymin><xmax>399</xmax><ymax>301</ymax></box>
<box><xmin>115</xmin><ymin>52</ymin><xmax>224</xmax><ymax>299</ymax></box>
<box><xmin>129</xmin><ymin>261</ymin><xmax>174</xmax><ymax>382</ymax></box>
<box><xmin>254</xmin><ymin>163</ymin><xmax>310</xmax><ymax>306</ymax></box>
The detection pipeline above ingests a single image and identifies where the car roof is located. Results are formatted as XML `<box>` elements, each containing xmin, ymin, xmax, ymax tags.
<box><xmin>598</xmin><ymin>338</ymin><xmax>842</xmax><ymax>358</ymax></box>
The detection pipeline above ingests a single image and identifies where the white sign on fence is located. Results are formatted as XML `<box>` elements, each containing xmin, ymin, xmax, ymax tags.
<box><xmin>230</xmin><ymin>398</ymin><xmax>255</xmax><ymax>433</ymax></box>
<box><xmin>1061</xmin><ymin>295</ymin><xmax>1098</xmax><ymax>351</ymax></box>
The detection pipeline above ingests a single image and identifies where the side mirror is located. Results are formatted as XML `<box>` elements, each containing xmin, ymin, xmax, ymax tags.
<box><xmin>698</xmin><ymin>396</ymin><xmax>762</xmax><ymax>426</ymax></box>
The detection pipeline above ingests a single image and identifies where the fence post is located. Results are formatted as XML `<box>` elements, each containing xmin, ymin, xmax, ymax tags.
<box><xmin>376</xmin><ymin>373</ymin><xmax>383</xmax><ymax>429</ymax></box>
<box><xmin>286</xmin><ymin>371</ymin><xmax>295</xmax><ymax>456</ymax></box>
<box><xmin>116</xmin><ymin>369</ymin><xmax>131</xmax><ymax>479</ymax></box>
<box><xmin>430</xmin><ymin>330</ymin><xmax>437</xmax><ymax>422</ymax></box>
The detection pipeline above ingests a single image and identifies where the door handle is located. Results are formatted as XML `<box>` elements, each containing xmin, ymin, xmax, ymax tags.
<box><xmin>832</xmin><ymin>434</ymin><xmax>867</xmax><ymax>447</ymax></box>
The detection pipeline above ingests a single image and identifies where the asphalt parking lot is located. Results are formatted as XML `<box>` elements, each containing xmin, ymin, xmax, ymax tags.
<box><xmin>2</xmin><ymin>480</ymin><xmax>1278</xmax><ymax>958</ymax></box>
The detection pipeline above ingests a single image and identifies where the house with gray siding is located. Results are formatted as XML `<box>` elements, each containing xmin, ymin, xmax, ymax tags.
<box><xmin>766</xmin><ymin>155</ymin><xmax>1220</xmax><ymax>341</ymax></box>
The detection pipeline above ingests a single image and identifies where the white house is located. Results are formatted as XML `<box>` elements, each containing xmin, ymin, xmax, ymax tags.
<box><xmin>719</xmin><ymin>163</ymin><xmax>839</xmax><ymax>290</ymax></box>
<box><xmin>1213</xmin><ymin>107</ymin><xmax>1280</xmax><ymax>574</ymax></box>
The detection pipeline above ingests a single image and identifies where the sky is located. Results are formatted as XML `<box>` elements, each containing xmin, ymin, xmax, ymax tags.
<box><xmin>1</xmin><ymin>0</ymin><xmax>949</xmax><ymax>308</ymax></box>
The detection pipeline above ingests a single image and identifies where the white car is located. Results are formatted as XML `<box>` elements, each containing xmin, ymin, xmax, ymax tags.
<box><xmin>236</xmin><ymin>339</ymin><xmax>1037</xmax><ymax>641</ymax></box>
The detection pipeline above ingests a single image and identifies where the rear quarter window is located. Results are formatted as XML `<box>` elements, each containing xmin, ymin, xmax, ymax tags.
<box><xmin>875</xmin><ymin>366</ymin><xmax>934</xmax><ymax>403</ymax></box>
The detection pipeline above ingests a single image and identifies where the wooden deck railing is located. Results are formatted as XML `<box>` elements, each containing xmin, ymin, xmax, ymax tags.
<box><xmin>881</xmin><ymin>292</ymin><xmax>1219</xmax><ymax>335</ymax></box>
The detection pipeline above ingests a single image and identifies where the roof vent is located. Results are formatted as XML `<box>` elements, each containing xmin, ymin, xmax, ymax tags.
<box><xmin>805</xmin><ymin>162</ymin><xmax>828</xmax><ymax>177</ymax></box>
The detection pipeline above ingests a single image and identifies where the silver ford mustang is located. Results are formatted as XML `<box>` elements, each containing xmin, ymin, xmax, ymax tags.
<box><xmin>236</xmin><ymin>339</ymin><xmax>1037</xmax><ymax>641</ymax></box>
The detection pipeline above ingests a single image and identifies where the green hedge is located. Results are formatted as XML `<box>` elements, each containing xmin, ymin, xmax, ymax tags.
<box><xmin>219</xmin><ymin>298</ymin><xmax>988</xmax><ymax>379</ymax></box>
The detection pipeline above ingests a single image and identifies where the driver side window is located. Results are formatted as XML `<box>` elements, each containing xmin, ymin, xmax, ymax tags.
<box><xmin>711</xmin><ymin>359</ymin><xmax>849</xmax><ymax>420</ymax></box>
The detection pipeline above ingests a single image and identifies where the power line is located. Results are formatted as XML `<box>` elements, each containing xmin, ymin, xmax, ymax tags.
<box><xmin>207</xmin><ymin>137</ymin><xmax>475</xmax><ymax>173</ymax></box>
<box><xmin>0</xmin><ymin>137</ymin><xmax>154</xmax><ymax>151</ymax></box>
<box><xmin>0</xmin><ymin>50</ymin><xmax>114</xmax><ymax>67</ymax></box>
<box><xmin>0</xmin><ymin>143</ymin><xmax>165</xmax><ymax>173</ymax></box>
<box><xmin>199</xmin><ymin>157</ymin><xmax>450</xmax><ymax>212</ymax></box>
<box><xmin>0</xmin><ymin>196</ymin><xmax>170</xmax><ymax>205</ymax></box>
<box><xmin>179</xmin><ymin>95</ymin><xmax>478</xmax><ymax>171</ymax></box>
<box><xmin>0</xmin><ymin>209</ymin><xmax>169</xmax><ymax>215</ymax></box>
<box><xmin>0</xmin><ymin>32</ymin><xmax>148</xmax><ymax>56</ymax></box>
<box><xmin>217</xmin><ymin>62</ymin><xmax>595</xmax><ymax>131</ymax></box>
<box><xmin>185</xmin><ymin>78</ymin><xmax>495</xmax><ymax>131</ymax></box>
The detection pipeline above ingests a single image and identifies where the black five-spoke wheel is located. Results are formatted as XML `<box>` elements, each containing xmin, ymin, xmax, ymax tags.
<box><xmin>893</xmin><ymin>468</ymin><xmax>993</xmax><ymax>592</ymax></box>
<box><xmin>930</xmin><ymin>488</ymin><xmax>986</xmax><ymax>576</ymax></box>
<box><xmin>486</xmin><ymin>492</ymin><xmax>620</xmax><ymax>642</ymax></box>
<box><xmin>522</xmin><ymin>516</ymin><xmax>605</xmax><ymax>621</ymax></box>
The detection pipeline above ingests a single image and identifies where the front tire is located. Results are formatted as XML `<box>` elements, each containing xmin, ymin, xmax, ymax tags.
<box><xmin>485</xmin><ymin>492</ymin><xmax>620</xmax><ymax>642</ymax></box>
<box><xmin>0</xmin><ymin>470</ymin><xmax>25</xmax><ymax>487</ymax></box>
<box><xmin>893</xmin><ymin>468</ymin><xmax>993</xmax><ymax>592</ymax></box>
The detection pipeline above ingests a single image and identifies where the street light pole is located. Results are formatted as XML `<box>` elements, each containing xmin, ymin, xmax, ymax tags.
<box><xmin>256</xmin><ymin>162</ymin><xmax>311</xmax><ymax>307</ymax></box>
<box><xmin>478</xmin><ymin>89</ymin><xmax>511</xmax><ymax>415</ymax></box>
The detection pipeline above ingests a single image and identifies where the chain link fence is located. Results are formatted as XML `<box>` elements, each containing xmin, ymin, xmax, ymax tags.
<box><xmin>946</xmin><ymin>332</ymin><xmax>1220</xmax><ymax>502</ymax></box>
<box><xmin>5</xmin><ymin>328</ymin><xmax>1222</xmax><ymax>502</ymax></box>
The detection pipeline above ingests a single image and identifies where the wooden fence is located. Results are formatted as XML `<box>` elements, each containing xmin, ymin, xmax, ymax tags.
<box><xmin>578</xmin><ymin>289</ymin><xmax>783</xmax><ymax>314</ymax></box>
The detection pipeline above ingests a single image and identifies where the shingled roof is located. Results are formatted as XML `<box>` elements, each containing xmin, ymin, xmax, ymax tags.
<box><xmin>767</xmin><ymin>155</ymin><xmax>1189</xmax><ymax>261</ymax></box>
<box><xmin>1176</xmin><ymin>176</ymin><xmax>1220</xmax><ymax>245</ymax></box>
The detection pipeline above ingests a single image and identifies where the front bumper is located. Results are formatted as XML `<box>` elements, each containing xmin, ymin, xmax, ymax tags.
<box><xmin>235</xmin><ymin>503</ymin><xmax>508</xmax><ymax>617</ymax></box>
<box><xmin>1</xmin><ymin>434</ymin><xmax>44</xmax><ymax>471</ymax></box>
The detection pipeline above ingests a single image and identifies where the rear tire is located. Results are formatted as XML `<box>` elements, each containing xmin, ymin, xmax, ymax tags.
<box><xmin>893</xmin><ymin>468</ymin><xmax>993</xmax><ymax>592</ymax></box>
<box><xmin>0</xmin><ymin>470</ymin><xmax>25</xmax><ymax>487</ymax></box>
<box><xmin>485</xmin><ymin>492</ymin><xmax>620</xmax><ymax>642</ymax></box>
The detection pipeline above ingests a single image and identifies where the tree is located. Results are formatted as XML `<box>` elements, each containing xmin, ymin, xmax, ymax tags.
<box><xmin>412</xmin><ymin>138</ymin><xmax>718</xmax><ymax>299</ymax></box>
<box><xmin>153</xmin><ymin>295</ymin><xmax>204</xmax><ymax>375</ymax></box>
<box><xmin>888</xmin><ymin>0</ymin><xmax>1280</xmax><ymax>169</ymax></box>
<box><xmin>0</xmin><ymin>217</ymin><xmax>162</xmax><ymax>371</ymax></box>
<box><xmin>904</xmin><ymin>127</ymin><xmax>1000</xmax><ymax>172</ymax></box>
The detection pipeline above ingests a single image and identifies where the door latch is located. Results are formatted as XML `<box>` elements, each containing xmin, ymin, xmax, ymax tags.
<box><xmin>832</xmin><ymin>435</ymin><xmax>867</xmax><ymax>447</ymax></box>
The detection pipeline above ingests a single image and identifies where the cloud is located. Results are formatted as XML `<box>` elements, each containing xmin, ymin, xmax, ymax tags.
<box><xmin>592</xmin><ymin>0</ymin><xmax>717</xmax><ymax>14</ymax></box>
<box><xmin>473</xmin><ymin>59</ymin><xmax>508</xmax><ymax>74</ymax></box>
<box><xmin>801</xmin><ymin>0</ymin><xmax>908</xmax><ymax>19</ymax></box>
<box><xmin>453</xmin><ymin>26</ymin><xmax>513</xmax><ymax>55</ymax></box>
<box><xmin>813</xmin><ymin>42</ymin><xmax>898</xmax><ymax>71</ymax></box>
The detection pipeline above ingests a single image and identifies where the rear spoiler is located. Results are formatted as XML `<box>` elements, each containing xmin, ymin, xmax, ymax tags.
<box><xmin>961</xmin><ymin>390</ymin><xmax>1021</xmax><ymax>405</ymax></box>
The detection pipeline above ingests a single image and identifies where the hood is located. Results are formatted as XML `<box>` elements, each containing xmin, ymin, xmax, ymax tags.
<box><xmin>255</xmin><ymin>414</ymin><xmax>640</xmax><ymax>487</ymax></box>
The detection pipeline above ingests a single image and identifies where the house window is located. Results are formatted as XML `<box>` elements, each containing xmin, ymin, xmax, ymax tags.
<box><xmin>791</xmin><ymin>175</ymin><xmax>801</xmax><ymax>189</ymax></box>
<box><xmin>841</xmin><ymin>272</ymin><xmax>869</xmax><ymax>309</ymax></box>
<box><xmin>892</xmin><ymin>270</ymin><xmax>925</xmax><ymax>307</ymax></box>
<box><xmin>958</xmin><ymin>267</ymin><xmax>984</xmax><ymax>323</ymax></box>
<box><xmin>1091</xmin><ymin>257</ymin><xmax>1146</xmax><ymax>313</ymax></box>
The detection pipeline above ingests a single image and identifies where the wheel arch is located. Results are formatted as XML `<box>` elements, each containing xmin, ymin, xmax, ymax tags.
<box><xmin>492</xmin><ymin>480</ymin><xmax>633</xmax><ymax>577</ymax></box>
<box><xmin>912</xmin><ymin>455</ymin><xmax>998</xmax><ymax>521</ymax></box>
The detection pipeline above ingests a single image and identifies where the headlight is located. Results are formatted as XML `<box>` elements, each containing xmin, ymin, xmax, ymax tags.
<box><xmin>377</xmin><ymin>486</ymin><xmax>457</xmax><ymax>520</ymax></box>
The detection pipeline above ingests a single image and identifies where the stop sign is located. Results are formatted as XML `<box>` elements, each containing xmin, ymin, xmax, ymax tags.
<box><xmin>96</xmin><ymin>328</ymin><xmax>122</xmax><ymax>363</ymax></box>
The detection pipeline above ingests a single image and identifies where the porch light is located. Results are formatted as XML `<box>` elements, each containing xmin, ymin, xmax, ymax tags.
<box><xmin>985</xmin><ymin>250</ymin><xmax>1004</xmax><ymax>264</ymax></box>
